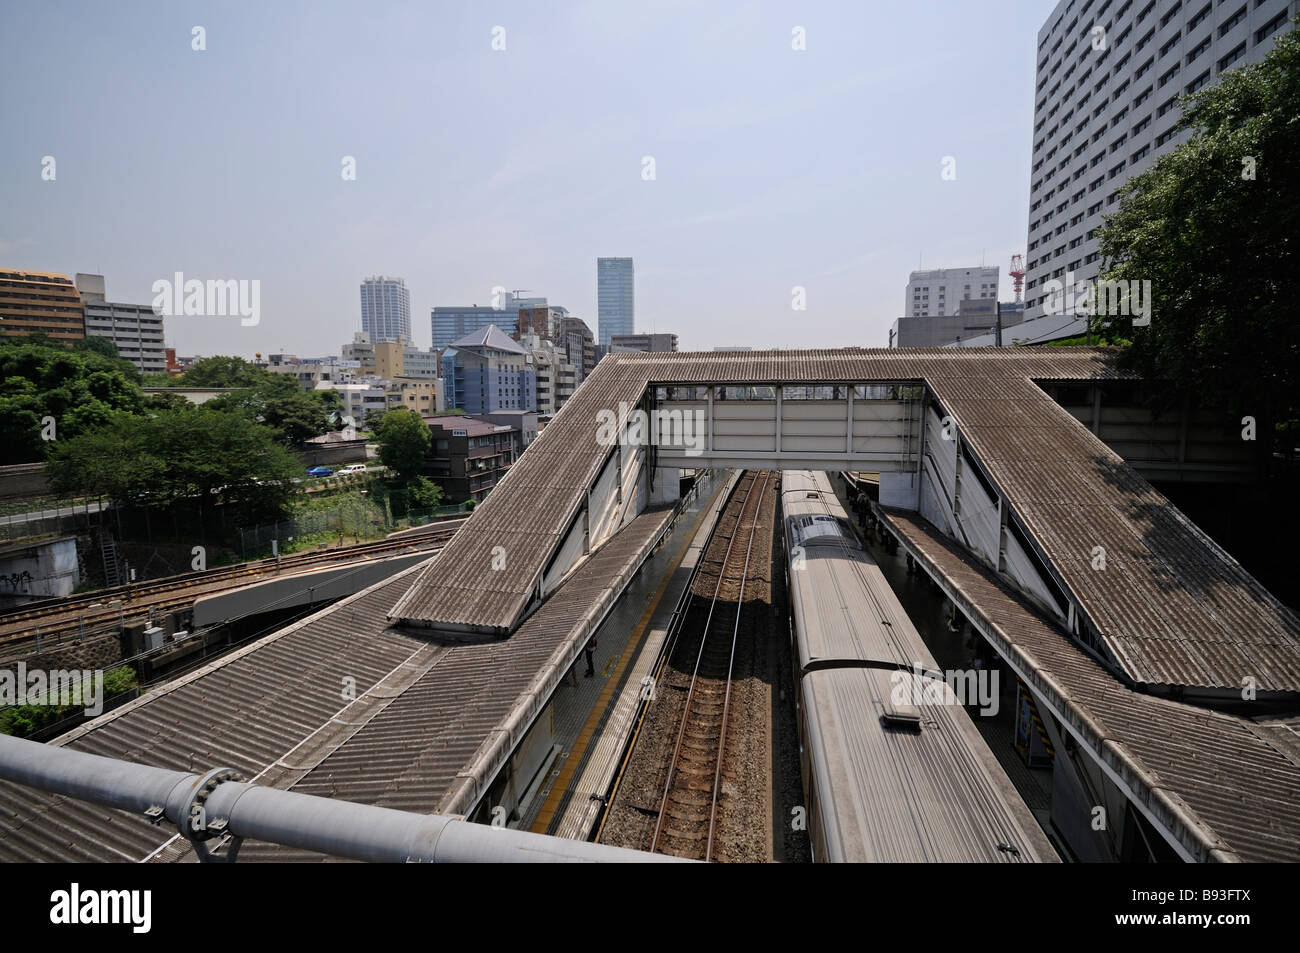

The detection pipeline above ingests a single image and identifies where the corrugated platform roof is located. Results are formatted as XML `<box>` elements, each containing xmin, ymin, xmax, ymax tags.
<box><xmin>393</xmin><ymin>347</ymin><xmax>1300</xmax><ymax>692</ymax></box>
<box><xmin>0</xmin><ymin>508</ymin><xmax>675</xmax><ymax>863</ymax></box>
<box><xmin>880</xmin><ymin>509</ymin><xmax>1300</xmax><ymax>863</ymax></box>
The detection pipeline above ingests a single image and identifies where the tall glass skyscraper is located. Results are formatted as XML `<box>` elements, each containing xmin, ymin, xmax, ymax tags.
<box><xmin>597</xmin><ymin>257</ymin><xmax>633</xmax><ymax>346</ymax></box>
<box><xmin>360</xmin><ymin>276</ymin><xmax>412</xmax><ymax>343</ymax></box>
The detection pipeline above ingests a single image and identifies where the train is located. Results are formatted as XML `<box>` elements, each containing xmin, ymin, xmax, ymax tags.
<box><xmin>781</xmin><ymin>470</ymin><xmax>1056</xmax><ymax>862</ymax></box>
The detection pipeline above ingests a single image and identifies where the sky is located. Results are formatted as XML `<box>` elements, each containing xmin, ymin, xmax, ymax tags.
<box><xmin>1</xmin><ymin>0</ymin><xmax>1057</xmax><ymax>357</ymax></box>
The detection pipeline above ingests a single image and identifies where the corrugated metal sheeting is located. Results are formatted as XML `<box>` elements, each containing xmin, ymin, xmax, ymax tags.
<box><xmin>925</xmin><ymin>373</ymin><xmax>1300</xmax><ymax>691</ymax></box>
<box><xmin>784</xmin><ymin>471</ymin><xmax>1056</xmax><ymax>862</ymax></box>
<box><xmin>881</xmin><ymin>509</ymin><xmax>1300</xmax><ymax>863</ymax></box>
<box><xmin>395</xmin><ymin>346</ymin><xmax>1300</xmax><ymax>694</ymax></box>
<box><xmin>0</xmin><ymin>509</ymin><xmax>675</xmax><ymax>862</ymax></box>
<box><xmin>0</xmin><ymin>565</ymin><xmax>433</xmax><ymax>862</ymax></box>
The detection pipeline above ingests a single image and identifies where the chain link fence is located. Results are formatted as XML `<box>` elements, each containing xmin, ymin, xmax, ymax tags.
<box><xmin>238</xmin><ymin>497</ymin><xmax>391</xmax><ymax>558</ymax></box>
<box><xmin>0</xmin><ymin>501</ymin><xmax>103</xmax><ymax>544</ymax></box>
<box><xmin>404</xmin><ymin>501</ymin><xmax>474</xmax><ymax>525</ymax></box>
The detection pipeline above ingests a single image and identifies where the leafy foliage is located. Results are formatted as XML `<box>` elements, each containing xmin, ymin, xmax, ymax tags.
<box><xmin>407</xmin><ymin>475</ymin><xmax>445</xmax><ymax>509</ymax></box>
<box><xmin>373</xmin><ymin>408</ymin><xmax>431</xmax><ymax>480</ymax></box>
<box><xmin>0</xmin><ymin>666</ymin><xmax>138</xmax><ymax>738</ymax></box>
<box><xmin>1096</xmin><ymin>27</ymin><xmax>1300</xmax><ymax>431</ymax></box>
<box><xmin>46</xmin><ymin>406</ymin><xmax>301</xmax><ymax>525</ymax></box>
<box><xmin>0</xmin><ymin>337</ymin><xmax>144</xmax><ymax>463</ymax></box>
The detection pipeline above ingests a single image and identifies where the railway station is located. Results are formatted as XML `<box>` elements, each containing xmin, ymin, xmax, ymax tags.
<box><xmin>1</xmin><ymin>347</ymin><xmax>1298</xmax><ymax>863</ymax></box>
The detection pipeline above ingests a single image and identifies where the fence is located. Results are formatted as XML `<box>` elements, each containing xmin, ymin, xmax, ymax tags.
<box><xmin>238</xmin><ymin>497</ymin><xmax>390</xmax><ymax>558</ymax></box>
<box><xmin>404</xmin><ymin>501</ymin><xmax>474</xmax><ymax>525</ymax></box>
<box><xmin>0</xmin><ymin>501</ymin><xmax>102</xmax><ymax>544</ymax></box>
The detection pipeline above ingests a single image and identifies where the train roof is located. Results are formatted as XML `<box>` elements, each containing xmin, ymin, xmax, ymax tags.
<box><xmin>783</xmin><ymin>471</ymin><xmax>932</xmax><ymax>671</ymax></box>
<box><xmin>801</xmin><ymin>665</ymin><xmax>1058</xmax><ymax>862</ymax></box>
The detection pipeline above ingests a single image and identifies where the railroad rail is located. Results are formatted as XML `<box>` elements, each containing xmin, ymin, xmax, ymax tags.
<box><xmin>0</xmin><ymin>520</ymin><xmax>462</xmax><ymax>647</ymax></box>
<box><xmin>649</xmin><ymin>469</ymin><xmax>774</xmax><ymax>861</ymax></box>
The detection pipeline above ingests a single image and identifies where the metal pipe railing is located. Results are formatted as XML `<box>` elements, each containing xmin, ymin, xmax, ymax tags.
<box><xmin>0</xmin><ymin>733</ymin><xmax>686</xmax><ymax>863</ymax></box>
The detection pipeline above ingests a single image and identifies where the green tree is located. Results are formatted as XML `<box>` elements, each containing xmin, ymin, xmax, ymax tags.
<box><xmin>0</xmin><ymin>337</ymin><xmax>145</xmax><ymax>462</ymax></box>
<box><xmin>1096</xmin><ymin>25</ymin><xmax>1300</xmax><ymax>441</ymax></box>
<box><xmin>203</xmin><ymin>368</ymin><xmax>341</xmax><ymax>447</ymax></box>
<box><xmin>73</xmin><ymin>335</ymin><xmax>121</xmax><ymax>361</ymax></box>
<box><xmin>407</xmin><ymin>476</ymin><xmax>445</xmax><ymax>509</ymax></box>
<box><xmin>178</xmin><ymin>355</ymin><xmax>268</xmax><ymax>389</ymax></box>
<box><xmin>374</xmin><ymin>408</ymin><xmax>431</xmax><ymax>479</ymax></box>
<box><xmin>46</xmin><ymin>406</ymin><xmax>300</xmax><ymax>525</ymax></box>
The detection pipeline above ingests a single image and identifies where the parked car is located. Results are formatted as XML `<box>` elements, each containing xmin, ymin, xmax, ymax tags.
<box><xmin>337</xmin><ymin>464</ymin><xmax>368</xmax><ymax>476</ymax></box>
<box><xmin>305</xmin><ymin>466</ymin><xmax>334</xmax><ymax>477</ymax></box>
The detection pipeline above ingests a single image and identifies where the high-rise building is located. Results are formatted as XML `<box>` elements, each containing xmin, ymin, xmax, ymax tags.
<box><xmin>431</xmin><ymin>293</ymin><xmax>545</xmax><ymax>349</ymax></box>
<box><xmin>597</xmin><ymin>257</ymin><xmax>634</xmax><ymax>346</ymax></box>
<box><xmin>360</xmin><ymin>276</ymin><xmax>411</xmax><ymax>343</ymax></box>
<box><xmin>75</xmin><ymin>274</ymin><xmax>167</xmax><ymax>373</ymax></box>
<box><xmin>905</xmin><ymin>267</ymin><xmax>999</xmax><ymax>318</ymax></box>
<box><xmin>560</xmin><ymin>315</ymin><xmax>596</xmax><ymax>387</ymax></box>
<box><xmin>1024</xmin><ymin>0</ymin><xmax>1294</xmax><ymax>323</ymax></box>
<box><xmin>0</xmin><ymin>268</ymin><xmax>84</xmax><ymax>342</ymax></box>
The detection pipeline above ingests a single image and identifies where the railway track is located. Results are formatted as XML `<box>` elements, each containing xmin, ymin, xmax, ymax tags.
<box><xmin>649</xmin><ymin>469</ymin><xmax>775</xmax><ymax>861</ymax></box>
<box><xmin>0</xmin><ymin>520</ymin><xmax>461</xmax><ymax>647</ymax></box>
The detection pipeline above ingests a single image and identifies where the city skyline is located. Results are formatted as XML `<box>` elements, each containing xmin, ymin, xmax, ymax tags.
<box><xmin>2</xmin><ymin>0</ymin><xmax>1051</xmax><ymax>357</ymax></box>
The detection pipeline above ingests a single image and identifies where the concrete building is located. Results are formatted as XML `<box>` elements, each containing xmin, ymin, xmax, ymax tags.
<box><xmin>432</xmin><ymin>293</ymin><xmax>546</xmax><ymax>349</ymax></box>
<box><xmin>560</xmin><ymin>315</ymin><xmax>596</xmax><ymax>387</ymax></box>
<box><xmin>597</xmin><ymin>258</ymin><xmax>634</xmax><ymax>346</ymax></box>
<box><xmin>342</xmin><ymin>332</ymin><xmax>439</xmax><ymax>380</ymax></box>
<box><xmin>515</xmin><ymin>305</ymin><xmax>569</xmax><ymax>343</ymax></box>
<box><xmin>360</xmin><ymin>276</ymin><xmax>411</xmax><ymax>343</ymax></box>
<box><xmin>520</xmin><ymin>333</ymin><xmax>577</xmax><ymax>416</ymax></box>
<box><xmin>0</xmin><ymin>268</ymin><xmax>84</xmax><ymax>342</ymax></box>
<box><xmin>471</xmin><ymin>409</ymin><xmax>539</xmax><ymax>448</ymax></box>
<box><xmin>890</xmin><ymin>299</ymin><xmax>1027</xmax><ymax>348</ymax></box>
<box><xmin>75</xmin><ymin>274</ymin><xmax>167</xmax><ymax>374</ymax></box>
<box><xmin>423</xmin><ymin>415</ymin><xmax>521</xmax><ymax>503</ymax></box>
<box><xmin>316</xmin><ymin>380</ymin><xmax>387</xmax><ymax>428</ymax></box>
<box><xmin>264</xmin><ymin>358</ymin><xmax>360</xmax><ymax>390</ymax></box>
<box><xmin>385</xmin><ymin>377</ymin><xmax>442</xmax><ymax>415</ymax></box>
<box><xmin>609</xmin><ymin>332</ymin><xmax>677</xmax><ymax>353</ymax></box>
<box><xmin>1024</xmin><ymin>0</ymin><xmax>1295</xmax><ymax>322</ymax></box>
<box><xmin>905</xmin><ymin>266</ymin><xmax>1000</xmax><ymax>318</ymax></box>
<box><xmin>439</xmin><ymin>324</ymin><xmax>536</xmax><ymax>415</ymax></box>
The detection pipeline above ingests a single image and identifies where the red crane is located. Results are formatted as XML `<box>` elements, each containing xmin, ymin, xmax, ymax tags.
<box><xmin>1009</xmin><ymin>254</ymin><xmax>1026</xmax><ymax>303</ymax></box>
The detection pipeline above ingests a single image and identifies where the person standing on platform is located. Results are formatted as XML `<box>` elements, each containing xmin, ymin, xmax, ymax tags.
<box><xmin>583</xmin><ymin>636</ymin><xmax>598</xmax><ymax>678</ymax></box>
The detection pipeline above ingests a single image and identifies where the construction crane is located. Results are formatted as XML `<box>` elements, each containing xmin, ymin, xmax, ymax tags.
<box><xmin>1010</xmin><ymin>254</ymin><xmax>1026</xmax><ymax>303</ymax></box>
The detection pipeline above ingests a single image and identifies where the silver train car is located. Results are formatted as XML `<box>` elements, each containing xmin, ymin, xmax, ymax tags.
<box><xmin>782</xmin><ymin>470</ymin><xmax>1056</xmax><ymax>862</ymax></box>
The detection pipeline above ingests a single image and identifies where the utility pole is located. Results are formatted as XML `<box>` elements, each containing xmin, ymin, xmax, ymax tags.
<box><xmin>995</xmin><ymin>299</ymin><xmax>1003</xmax><ymax>347</ymax></box>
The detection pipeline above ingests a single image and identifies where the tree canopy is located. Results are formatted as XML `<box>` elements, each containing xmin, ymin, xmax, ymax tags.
<box><xmin>46</xmin><ymin>406</ymin><xmax>300</xmax><ymax>525</ymax></box>
<box><xmin>0</xmin><ymin>336</ymin><xmax>144</xmax><ymax>463</ymax></box>
<box><xmin>1096</xmin><ymin>27</ymin><xmax>1299</xmax><ymax>435</ymax></box>
<box><xmin>373</xmin><ymin>408</ymin><xmax>431</xmax><ymax>480</ymax></box>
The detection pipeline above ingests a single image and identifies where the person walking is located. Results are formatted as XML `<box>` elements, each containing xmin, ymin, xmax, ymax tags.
<box><xmin>583</xmin><ymin>636</ymin><xmax>598</xmax><ymax>678</ymax></box>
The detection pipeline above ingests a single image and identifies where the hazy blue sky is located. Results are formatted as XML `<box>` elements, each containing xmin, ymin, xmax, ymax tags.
<box><xmin>2</xmin><ymin>0</ymin><xmax>1054</xmax><ymax>357</ymax></box>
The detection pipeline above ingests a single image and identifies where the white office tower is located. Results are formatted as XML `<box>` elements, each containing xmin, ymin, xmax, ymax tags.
<box><xmin>1023</xmin><ymin>0</ymin><xmax>1294</xmax><ymax>321</ymax></box>
<box><xmin>360</xmin><ymin>276</ymin><xmax>412</xmax><ymax>343</ymax></box>
<box><xmin>905</xmin><ymin>266</ymin><xmax>1000</xmax><ymax>317</ymax></box>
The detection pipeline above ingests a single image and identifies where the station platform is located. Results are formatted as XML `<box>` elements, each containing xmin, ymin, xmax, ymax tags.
<box><xmin>522</xmin><ymin>469</ymin><xmax>740</xmax><ymax>839</ymax></box>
